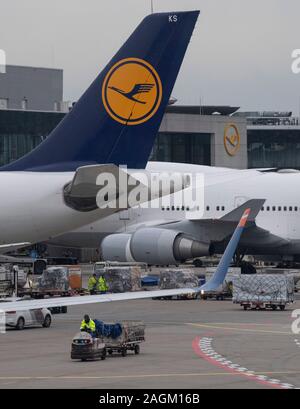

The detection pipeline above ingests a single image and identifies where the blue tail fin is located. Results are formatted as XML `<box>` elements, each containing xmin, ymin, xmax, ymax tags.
<box><xmin>1</xmin><ymin>11</ymin><xmax>199</xmax><ymax>172</ymax></box>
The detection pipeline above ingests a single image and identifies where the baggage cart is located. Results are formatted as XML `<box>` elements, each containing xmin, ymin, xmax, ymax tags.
<box><xmin>71</xmin><ymin>320</ymin><xmax>145</xmax><ymax>361</ymax></box>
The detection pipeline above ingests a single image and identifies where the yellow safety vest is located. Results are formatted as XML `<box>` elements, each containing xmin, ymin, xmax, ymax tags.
<box><xmin>80</xmin><ymin>319</ymin><xmax>96</xmax><ymax>332</ymax></box>
<box><xmin>88</xmin><ymin>276</ymin><xmax>97</xmax><ymax>291</ymax></box>
<box><xmin>98</xmin><ymin>277</ymin><xmax>108</xmax><ymax>292</ymax></box>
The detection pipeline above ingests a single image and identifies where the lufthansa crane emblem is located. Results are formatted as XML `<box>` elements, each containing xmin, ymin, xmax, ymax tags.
<box><xmin>224</xmin><ymin>124</ymin><xmax>241</xmax><ymax>156</ymax></box>
<box><xmin>102</xmin><ymin>58</ymin><xmax>162</xmax><ymax>126</ymax></box>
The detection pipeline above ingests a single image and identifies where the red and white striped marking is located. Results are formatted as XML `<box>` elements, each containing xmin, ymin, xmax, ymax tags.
<box><xmin>192</xmin><ymin>336</ymin><xmax>296</xmax><ymax>389</ymax></box>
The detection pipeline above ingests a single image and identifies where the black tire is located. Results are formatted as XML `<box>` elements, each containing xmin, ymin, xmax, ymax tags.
<box><xmin>42</xmin><ymin>314</ymin><xmax>52</xmax><ymax>328</ymax></box>
<box><xmin>193</xmin><ymin>259</ymin><xmax>203</xmax><ymax>268</ymax></box>
<box><xmin>16</xmin><ymin>317</ymin><xmax>25</xmax><ymax>330</ymax></box>
<box><xmin>81</xmin><ymin>358</ymin><xmax>87</xmax><ymax>362</ymax></box>
<box><xmin>121</xmin><ymin>348</ymin><xmax>127</xmax><ymax>357</ymax></box>
<box><xmin>108</xmin><ymin>350</ymin><xmax>113</xmax><ymax>355</ymax></box>
<box><xmin>243</xmin><ymin>305</ymin><xmax>248</xmax><ymax>311</ymax></box>
<box><xmin>134</xmin><ymin>345</ymin><xmax>140</xmax><ymax>355</ymax></box>
<box><xmin>272</xmin><ymin>305</ymin><xmax>277</xmax><ymax>311</ymax></box>
<box><xmin>280</xmin><ymin>305</ymin><xmax>286</xmax><ymax>311</ymax></box>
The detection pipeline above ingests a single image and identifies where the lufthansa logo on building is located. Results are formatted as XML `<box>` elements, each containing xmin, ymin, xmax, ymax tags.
<box><xmin>102</xmin><ymin>58</ymin><xmax>162</xmax><ymax>126</ymax></box>
<box><xmin>224</xmin><ymin>123</ymin><xmax>240</xmax><ymax>156</ymax></box>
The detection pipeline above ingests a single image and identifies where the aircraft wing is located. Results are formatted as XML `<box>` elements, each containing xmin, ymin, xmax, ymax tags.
<box><xmin>0</xmin><ymin>206</ymin><xmax>254</xmax><ymax>311</ymax></box>
<box><xmin>0</xmin><ymin>205</ymin><xmax>258</xmax><ymax>312</ymax></box>
<box><xmin>0</xmin><ymin>242</ymin><xmax>31</xmax><ymax>255</ymax></box>
<box><xmin>220</xmin><ymin>199</ymin><xmax>265</xmax><ymax>223</ymax></box>
<box><xmin>0</xmin><ymin>288</ymin><xmax>198</xmax><ymax>313</ymax></box>
<box><xmin>198</xmin><ymin>199</ymin><xmax>289</xmax><ymax>247</ymax></box>
<box><xmin>199</xmin><ymin>207</ymin><xmax>251</xmax><ymax>292</ymax></box>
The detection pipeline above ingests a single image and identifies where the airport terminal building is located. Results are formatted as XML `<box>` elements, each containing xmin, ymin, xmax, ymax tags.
<box><xmin>1</xmin><ymin>65</ymin><xmax>300</xmax><ymax>171</ymax></box>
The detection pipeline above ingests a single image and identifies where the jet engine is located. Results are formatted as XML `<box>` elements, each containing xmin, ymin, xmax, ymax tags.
<box><xmin>101</xmin><ymin>228</ymin><xmax>213</xmax><ymax>265</ymax></box>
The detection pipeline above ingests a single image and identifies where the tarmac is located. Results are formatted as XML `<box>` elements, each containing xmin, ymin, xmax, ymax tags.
<box><xmin>0</xmin><ymin>297</ymin><xmax>300</xmax><ymax>389</ymax></box>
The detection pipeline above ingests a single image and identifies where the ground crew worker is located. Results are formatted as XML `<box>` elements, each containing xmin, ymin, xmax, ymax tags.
<box><xmin>80</xmin><ymin>314</ymin><xmax>96</xmax><ymax>336</ymax></box>
<box><xmin>88</xmin><ymin>273</ymin><xmax>97</xmax><ymax>294</ymax></box>
<box><xmin>98</xmin><ymin>275</ymin><xmax>108</xmax><ymax>294</ymax></box>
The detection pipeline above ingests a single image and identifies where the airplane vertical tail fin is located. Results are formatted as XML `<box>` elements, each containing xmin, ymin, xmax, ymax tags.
<box><xmin>1</xmin><ymin>11</ymin><xmax>200</xmax><ymax>172</ymax></box>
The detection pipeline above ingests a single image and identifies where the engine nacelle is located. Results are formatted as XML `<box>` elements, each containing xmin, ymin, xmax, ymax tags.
<box><xmin>101</xmin><ymin>233</ymin><xmax>134</xmax><ymax>262</ymax></box>
<box><xmin>101</xmin><ymin>228</ymin><xmax>213</xmax><ymax>265</ymax></box>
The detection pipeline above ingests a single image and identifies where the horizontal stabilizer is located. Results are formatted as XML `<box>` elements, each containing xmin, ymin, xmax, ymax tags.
<box><xmin>64</xmin><ymin>164</ymin><xmax>188</xmax><ymax>212</ymax></box>
<box><xmin>64</xmin><ymin>164</ymin><xmax>147</xmax><ymax>212</ymax></box>
<box><xmin>221</xmin><ymin>199</ymin><xmax>265</xmax><ymax>223</ymax></box>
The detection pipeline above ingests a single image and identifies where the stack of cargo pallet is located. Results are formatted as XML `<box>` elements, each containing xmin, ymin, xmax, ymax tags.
<box><xmin>37</xmin><ymin>266</ymin><xmax>69</xmax><ymax>292</ymax></box>
<box><xmin>159</xmin><ymin>269</ymin><xmax>199</xmax><ymax>290</ymax></box>
<box><xmin>102</xmin><ymin>266</ymin><xmax>142</xmax><ymax>293</ymax></box>
<box><xmin>232</xmin><ymin>274</ymin><xmax>294</xmax><ymax>310</ymax></box>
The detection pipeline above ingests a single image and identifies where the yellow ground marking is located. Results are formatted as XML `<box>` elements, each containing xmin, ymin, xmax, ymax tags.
<box><xmin>187</xmin><ymin>322</ymin><xmax>291</xmax><ymax>335</ymax></box>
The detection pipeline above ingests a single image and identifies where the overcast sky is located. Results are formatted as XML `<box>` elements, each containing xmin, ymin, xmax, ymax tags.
<box><xmin>1</xmin><ymin>0</ymin><xmax>300</xmax><ymax>114</ymax></box>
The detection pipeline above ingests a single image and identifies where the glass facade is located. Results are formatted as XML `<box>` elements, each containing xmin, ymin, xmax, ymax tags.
<box><xmin>150</xmin><ymin>132</ymin><xmax>211</xmax><ymax>165</ymax></box>
<box><xmin>0</xmin><ymin>110</ymin><xmax>64</xmax><ymax>166</ymax></box>
<box><xmin>3</xmin><ymin>109</ymin><xmax>300</xmax><ymax>170</ymax></box>
<box><xmin>0</xmin><ymin>113</ymin><xmax>212</xmax><ymax>167</ymax></box>
<box><xmin>248</xmin><ymin>129</ymin><xmax>300</xmax><ymax>169</ymax></box>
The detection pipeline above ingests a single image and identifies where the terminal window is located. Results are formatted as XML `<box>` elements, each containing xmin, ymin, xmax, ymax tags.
<box><xmin>0</xmin><ymin>110</ymin><xmax>64</xmax><ymax>166</ymax></box>
<box><xmin>150</xmin><ymin>132</ymin><xmax>211</xmax><ymax>166</ymax></box>
<box><xmin>248</xmin><ymin>129</ymin><xmax>300</xmax><ymax>169</ymax></box>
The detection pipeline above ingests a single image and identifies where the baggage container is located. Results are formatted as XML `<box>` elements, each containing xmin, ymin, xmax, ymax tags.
<box><xmin>233</xmin><ymin>274</ymin><xmax>294</xmax><ymax>310</ymax></box>
<box><xmin>157</xmin><ymin>269</ymin><xmax>199</xmax><ymax>299</ymax></box>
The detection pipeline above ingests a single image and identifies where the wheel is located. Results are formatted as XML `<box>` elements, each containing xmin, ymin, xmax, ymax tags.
<box><xmin>108</xmin><ymin>350</ymin><xmax>113</xmax><ymax>355</ymax></box>
<box><xmin>243</xmin><ymin>305</ymin><xmax>248</xmax><ymax>310</ymax></box>
<box><xmin>134</xmin><ymin>345</ymin><xmax>140</xmax><ymax>355</ymax></box>
<box><xmin>272</xmin><ymin>305</ymin><xmax>277</xmax><ymax>311</ymax></box>
<box><xmin>193</xmin><ymin>258</ymin><xmax>203</xmax><ymax>268</ymax></box>
<box><xmin>280</xmin><ymin>305</ymin><xmax>286</xmax><ymax>311</ymax></box>
<box><xmin>81</xmin><ymin>358</ymin><xmax>87</xmax><ymax>361</ymax></box>
<box><xmin>101</xmin><ymin>348</ymin><xmax>107</xmax><ymax>360</ymax></box>
<box><xmin>42</xmin><ymin>314</ymin><xmax>52</xmax><ymax>328</ymax></box>
<box><xmin>16</xmin><ymin>317</ymin><xmax>25</xmax><ymax>330</ymax></box>
<box><xmin>121</xmin><ymin>348</ymin><xmax>127</xmax><ymax>357</ymax></box>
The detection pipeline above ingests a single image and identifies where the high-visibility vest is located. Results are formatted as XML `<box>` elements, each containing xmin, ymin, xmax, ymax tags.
<box><xmin>88</xmin><ymin>276</ymin><xmax>97</xmax><ymax>291</ymax></box>
<box><xmin>98</xmin><ymin>277</ymin><xmax>108</xmax><ymax>292</ymax></box>
<box><xmin>80</xmin><ymin>319</ymin><xmax>96</xmax><ymax>332</ymax></box>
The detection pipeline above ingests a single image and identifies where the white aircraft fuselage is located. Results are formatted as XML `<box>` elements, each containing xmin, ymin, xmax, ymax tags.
<box><xmin>52</xmin><ymin>162</ymin><xmax>300</xmax><ymax>256</ymax></box>
<box><xmin>0</xmin><ymin>172</ymin><xmax>117</xmax><ymax>245</ymax></box>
